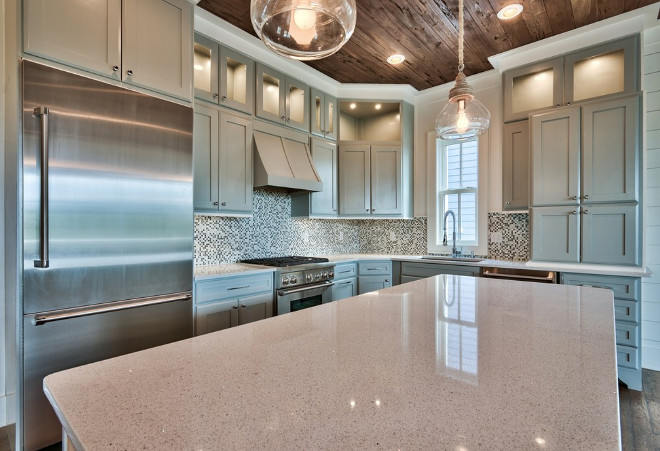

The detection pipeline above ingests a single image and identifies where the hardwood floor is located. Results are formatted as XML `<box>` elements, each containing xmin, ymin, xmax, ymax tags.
<box><xmin>1</xmin><ymin>370</ymin><xmax>659</xmax><ymax>450</ymax></box>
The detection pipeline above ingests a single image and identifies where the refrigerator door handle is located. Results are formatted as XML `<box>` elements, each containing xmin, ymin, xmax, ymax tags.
<box><xmin>33</xmin><ymin>106</ymin><xmax>50</xmax><ymax>269</ymax></box>
<box><xmin>31</xmin><ymin>291</ymin><xmax>192</xmax><ymax>325</ymax></box>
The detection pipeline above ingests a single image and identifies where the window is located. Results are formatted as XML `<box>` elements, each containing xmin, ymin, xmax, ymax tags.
<box><xmin>439</xmin><ymin>139</ymin><xmax>478</xmax><ymax>246</ymax></box>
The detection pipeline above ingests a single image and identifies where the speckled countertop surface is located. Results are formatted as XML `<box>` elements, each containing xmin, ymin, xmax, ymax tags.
<box><xmin>44</xmin><ymin>276</ymin><xmax>620</xmax><ymax>450</ymax></box>
<box><xmin>194</xmin><ymin>263</ymin><xmax>275</xmax><ymax>279</ymax></box>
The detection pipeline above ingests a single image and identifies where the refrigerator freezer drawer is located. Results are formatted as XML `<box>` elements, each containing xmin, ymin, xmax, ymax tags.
<box><xmin>22</xmin><ymin>296</ymin><xmax>192</xmax><ymax>451</ymax></box>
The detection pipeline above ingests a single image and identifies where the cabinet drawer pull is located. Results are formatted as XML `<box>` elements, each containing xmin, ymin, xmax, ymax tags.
<box><xmin>338</xmin><ymin>270</ymin><xmax>352</xmax><ymax>274</ymax></box>
<box><xmin>228</xmin><ymin>285</ymin><xmax>250</xmax><ymax>291</ymax></box>
<box><xmin>339</xmin><ymin>281</ymin><xmax>352</xmax><ymax>286</ymax></box>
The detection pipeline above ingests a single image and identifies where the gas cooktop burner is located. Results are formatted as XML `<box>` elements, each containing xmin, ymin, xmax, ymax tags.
<box><xmin>240</xmin><ymin>256</ymin><xmax>330</xmax><ymax>267</ymax></box>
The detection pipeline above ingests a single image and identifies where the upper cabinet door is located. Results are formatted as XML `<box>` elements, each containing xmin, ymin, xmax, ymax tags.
<box><xmin>531</xmin><ymin>107</ymin><xmax>580</xmax><ymax>206</ymax></box>
<box><xmin>339</xmin><ymin>144</ymin><xmax>371</xmax><ymax>216</ymax></box>
<box><xmin>582</xmin><ymin>94</ymin><xmax>640</xmax><ymax>203</ymax></box>
<box><xmin>371</xmin><ymin>145</ymin><xmax>402</xmax><ymax>215</ymax></box>
<box><xmin>256</xmin><ymin>63</ymin><xmax>285</xmax><ymax>123</ymax></box>
<box><xmin>218</xmin><ymin>112</ymin><xmax>253</xmax><ymax>214</ymax></box>
<box><xmin>193</xmin><ymin>104</ymin><xmax>220</xmax><ymax>211</ymax></box>
<box><xmin>219</xmin><ymin>48</ymin><xmax>254</xmax><ymax>114</ymax></box>
<box><xmin>193</xmin><ymin>33</ymin><xmax>220</xmax><ymax>103</ymax></box>
<box><xmin>502</xmin><ymin>121</ymin><xmax>529</xmax><ymax>210</ymax></box>
<box><xmin>285</xmin><ymin>78</ymin><xmax>309</xmax><ymax>132</ymax></box>
<box><xmin>564</xmin><ymin>36</ymin><xmax>639</xmax><ymax>105</ymax></box>
<box><xmin>310</xmin><ymin>139</ymin><xmax>338</xmax><ymax>216</ymax></box>
<box><xmin>503</xmin><ymin>58</ymin><xmax>564</xmax><ymax>122</ymax></box>
<box><xmin>324</xmin><ymin>94</ymin><xmax>338</xmax><ymax>141</ymax></box>
<box><xmin>310</xmin><ymin>88</ymin><xmax>325</xmax><ymax>137</ymax></box>
<box><xmin>122</xmin><ymin>0</ymin><xmax>193</xmax><ymax>101</ymax></box>
<box><xmin>23</xmin><ymin>0</ymin><xmax>122</xmax><ymax>78</ymax></box>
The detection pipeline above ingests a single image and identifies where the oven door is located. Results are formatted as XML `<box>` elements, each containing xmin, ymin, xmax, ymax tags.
<box><xmin>277</xmin><ymin>281</ymin><xmax>334</xmax><ymax>315</ymax></box>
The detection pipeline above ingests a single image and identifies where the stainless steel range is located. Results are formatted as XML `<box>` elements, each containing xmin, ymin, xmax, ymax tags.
<box><xmin>240</xmin><ymin>256</ymin><xmax>335</xmax><ymax>314</ymax></box>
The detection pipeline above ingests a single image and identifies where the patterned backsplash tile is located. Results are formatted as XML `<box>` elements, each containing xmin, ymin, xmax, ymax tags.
<box><xmin>194</xmin><ymin>189</ymin><xmax>529</xmax><ymax>265</ymax></box>
<box><xmin>487</xmin><ymin>212</ymin><xmax>530</xmax><ymax>261</ymax></box>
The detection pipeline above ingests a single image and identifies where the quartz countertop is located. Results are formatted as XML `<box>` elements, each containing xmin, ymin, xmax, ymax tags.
<box><xmin>44</xmin><ymin>276</ymin><xmax>620</xmax><ymax>450</ymax></box>
<box><xmin>194</xmin><ymin>262</ymin><xmax>275</xmax><ymax>280</ymax></box>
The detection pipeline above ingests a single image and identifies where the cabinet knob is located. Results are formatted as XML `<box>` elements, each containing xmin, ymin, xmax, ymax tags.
<box><xmin>371</xmin><ymin>209</ymin><xmax>375</xmax><ymax>212</ymax></box>
<box><xmin>571</xmin><ymin>195</ymin><xmax>577</xmax><ymax>200</ymax></box>
<box><xmin>241</xmin><ymin>304</ymin><xmax>246</xmax><ymax>308</ymax></box>
<box><xmin>366</xmin><ymin>209</ymin><xmax>369</xmax><ymax>212</ymax></box>
<box><xmin>232</xmin><ymin>305</ymin><xmax>238</xmax><ymax>309</ymax></box>
<box><xmin>584</xmin><ymin>194</ymin><xmax>590</xmax><ymax>199</ymax></box>
<box><xmin>506</xmin><ymin>200</ymin><xmax>511</xmax><ymax>205</ymax></box>
<box><xmin>126</xmin><ymin>69</ymin><xmax>133</xmax><ymax>76</ymax></box>
<box><xmin>385</xmin><ymin>279</ymin><xmax>389</xmax><ymax>283</ymax></box>
<box><xmin>221</xmin><ymin>96</ymin><xmax>227</xmax><ymax>102</ymax></box>
<box><xmin>213</xmin><ymin>93</ymin><xmax>219</xmax><ymax>99</ymax></box>
<box><xmin>570</xmin><ymin>210</ymin><xmax>577</xmax><ymax>215</ymax></box>
<box><xmin>281</xmin><ymin>115</ymin><xmax>286</xmax><ymax>122</ymax></box>
<box><xmin>555</xmin><ymin>104</ymin><xmax>561</xmax><ymax>108</ymax></box>
<box><xmin>583</xmin><ymin>209</ymin><xmax>590</xmax><ymax>214</ymax></box>
<box><xmin>213</xmin><ymin>201</ymin><xmax>219</xmax><ymax>206</ymax></box>
<box><xmin>566</xmin><ymin>101</ymin><xmax>571</xmax><ymax>106</ymax></box>
<box><xmin>112</xmin><ymin>65</ymin><xmax>119</xmax><ymax>72</ymax></box>
<box><xmin>221</xmin><ymin>202</ymin><xmax>227</xmax><ymax>206</ymax></box>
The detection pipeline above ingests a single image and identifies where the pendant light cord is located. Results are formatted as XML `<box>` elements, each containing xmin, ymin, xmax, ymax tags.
<box><xmin>458</xmin><ymin>0</ymin><xmax>464</xmax><ymax>73</ymax></box>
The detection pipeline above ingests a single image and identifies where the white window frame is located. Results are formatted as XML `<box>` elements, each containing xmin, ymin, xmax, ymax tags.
<box><xmin>427</xmin><ymin>130</ymin><xmax>489</xmax><ymax>256</ymax></box>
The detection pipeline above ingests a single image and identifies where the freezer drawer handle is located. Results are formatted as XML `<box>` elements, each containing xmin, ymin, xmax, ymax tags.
<box><xmin>31</xmin><ymin>291</ymin><xmax>192</xmax><ymax>325</ymax></box>
<box><xmin>33</xmin><ymin>107</ymin><xmax>50</xmax><ymax>268</ymax></box>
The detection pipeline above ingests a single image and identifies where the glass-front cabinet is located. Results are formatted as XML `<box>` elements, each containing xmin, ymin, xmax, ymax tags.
<box><xmin>193</xmin><ymin>33</ymin><xmax>254</xmax><ymax>114</ymax></box>
<box><xmin>256</xmin><ymin>63</ymin><xmax>309</xmax><ymax>132</ymax></box>
<box><xmin>311</xmin><ymin>88</ymin><xmax>338</xmax><ymax>140</ymax></box>
<box><xmin>503</xmin><ymin>35</ymin><xmax>638</xmax><ymax>122</ymax></box>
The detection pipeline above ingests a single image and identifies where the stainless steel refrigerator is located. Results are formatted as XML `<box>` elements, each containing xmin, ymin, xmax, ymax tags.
<box><xmin>20</xmin><ymin>61</ymin><xmax>194</xmax><ymax>450</ymax></box>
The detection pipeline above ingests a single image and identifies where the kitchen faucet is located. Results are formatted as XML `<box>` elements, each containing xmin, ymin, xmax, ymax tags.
<box><xmin>442</xmin><ymin>210</ymin><xmax>460</xmax><ymax>257</ymax></box>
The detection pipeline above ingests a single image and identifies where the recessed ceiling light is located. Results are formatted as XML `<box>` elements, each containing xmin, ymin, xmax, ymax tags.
<box><xmin>497</xmin><ymin>4</ymin><xmax>523</xmax><ymax>20</ymax></box>
<box><xmin>375</xmin><ymin>103</ymin><xmax>382</xmax><ymax>110</ymax></box>
<box><xmin>350</xmin><ymin>102</ymin><xmax>357</xmax><ymax>109</ymax></box>
<box><xmin>387</xmin><ymin>54</ymin><xmax>405</xmax><ymax>65</ymax></box>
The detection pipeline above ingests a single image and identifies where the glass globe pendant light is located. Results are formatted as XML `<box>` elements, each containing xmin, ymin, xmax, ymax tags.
<box><xmin>251</xmin><ymin>0</ymin><xmax>357</xmax><ymax>60</ymax></box>
<box><xmin>435</xmin><ymin>0</ymin><xmax>490</xmax><ymax>141</ymax></box>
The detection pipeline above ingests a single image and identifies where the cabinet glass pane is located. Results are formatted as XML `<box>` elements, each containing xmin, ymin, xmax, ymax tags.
<box><xmin>511</xmin><ymin>69</ymin><xmax>554</xmax><ymax>113</ymax></box>
<box><xmin>573</xmin><ymin>49</ymin><xmax>624</xmax><ymax>101</ymax></box>
<box><xmin>326</xmin><ymin>99</ymin><xmax>335</xmax><ymax>134</ymax></box>
<box><xmin>313</xmin><ymin>94</ymin><xmax>322</xmax><ymax>131</ymax></box>
<box><xmin>262</xmin><ymin>73</ymin><xmax>280</xmax><ymax>115</ymax></box>
<box><xmin>226</xmin><ymin>56</ymin><xmax>247</xmax><ymax>103</ymax></box>
<box><xmin>289</xmin><ymin>85</ymin><xmax>305</xmax><ymax>123</ymax></box>
<box><xmin>193</xmin><ymin>43</ymin><xmax>213</xmax><ymax>93</ymax></box>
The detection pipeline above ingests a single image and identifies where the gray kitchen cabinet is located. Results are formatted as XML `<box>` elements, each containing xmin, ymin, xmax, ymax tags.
<box><xmin>502</xmin><ymin>121</ymin><xmax>530</xmax><ymax>210</ymax></box>
<box><xmin>193</xmin><ymin>33</ymin><xmax>254</xmax><ymax>114</ymax></box>
<box><xmin>339</xmin><ymin>144</ymin><xmax>402</xmax><ymax>216</ymax></box>
<box><xmin>581</xmin><ymin>204</ymin><xmax>639</xmax><ymax>266</ymax></box>
<box><xmin>530</xmin><ymin>107</ymin><xmax>580</xmax><ymax>207</ymax></box>
<box><xmin>358</xmin><ymin>261</ymin><xmax>392</xmax><ymax>294</ymax></box>
<box><xmin>400</xmin><ymin>262</ymin><xmax>480</xmax><ymax>281</ymax></box>
<box><xmin>331</xmin><ymin>262</ymin><xmax>358</xmax><ymax>301</ymax></box>
<box><xmin>311</xmin><ymin>88</ymin><xmax>338</xmax><ymax>140</ymax></box>
<box><xmin>194</xmin><ymin>272</ymin><xmax>274</xmax><ymax>336</ymax></box>
<box><xmin>561</xmin><ymin>273</ymin><xmax>642</xmax><ymax>391</ymax></box>
<box><xmin>194</xmin><ymin>103</ymin><xmax>253</xmax><ymax>214</ymax></box>
<box><xmin>24</xmin><ymin>0</ymin><xmax>193</xmax><ymax>101</ymax></box>
<box><xmin>530</xmin><ymin>206</ymin><xmax>580</xmax><ymax>263</ymax></box>
<box><xmin>291</xmin><ymin>138</ymin><xmax>338</xmax><ymax>217</ymax></box>
<box><xmin>256</xmin><ymin>63</ymin><xmax>309</xmax><ymax>132</ymax></box>
<box><xmin>530</xmin><ymin>94</ymin><xmax>641</xmax><ymax>265</ymax></box>
<box><xmin>503</xmin><ymin>35</ymin><xmax>639</xmax><ymax>122</ymax></box>
<box><xmin>582</xmin><ymin>94</ymin><xmax>639</xmax><ymax>203</ymax></box>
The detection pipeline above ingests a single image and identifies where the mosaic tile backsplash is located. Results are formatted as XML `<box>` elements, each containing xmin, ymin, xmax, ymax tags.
<box><xmin>194</xmin><ymin>189</ymin><xmax>428</xmax><ymax>265</ymax></box>
<box><xmin>194</xmin><ymin>189</ymin><xmax>530</xmax><ymax>265</ymax></box>
<box><xmin>487</xmin><ymin>212</ymin><xmax>530</xmax><ymax>261</ymax></box>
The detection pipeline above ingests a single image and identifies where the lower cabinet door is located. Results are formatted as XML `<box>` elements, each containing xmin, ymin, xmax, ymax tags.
<box><xmin>332</xmin><ymin>277</ymin><xmax>357</xmax><ymax>301</ymax></box>
<box><xmin>581</xmin><ymin>203</ymin><xmax>639</xmax><ymax>265</ymax></box>
<box><xmin>531</xmin><ymin>206</ymin><xmax>580</xmax><ymax>262</ymax></box>
<box><xmin>237</xmin><ymin>292</ymin><xmax>274</xmax><ymax>326</ymax></box>
<box><xmin>195</xmin><ymin>299</ymin><xmax>238</xmax><ymax>335</ymax></box>
<box><xmin>358</xmin><ymin>275</ymin><xmax>392</xmax><ymax>295</ymax></box>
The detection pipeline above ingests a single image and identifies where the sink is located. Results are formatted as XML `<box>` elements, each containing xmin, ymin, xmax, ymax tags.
<box><xmin>421</xmin><ymin>255</ymin><xmax>483</xmax><ymax>263</ymax></box>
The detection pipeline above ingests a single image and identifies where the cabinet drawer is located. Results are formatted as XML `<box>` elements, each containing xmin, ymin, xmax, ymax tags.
<box><xmin>358</xmin><ymin>261</ymin><xmax>392</xmax><ymax>276</ymax></box>
<box><xmin>401</xmin><ymin>262</ymin><xmax>479</xmax><ymax>278</ymax></box>
<box><xmin>195</xmin><ymin>273</ymin><xmax>273</xmax><ymax>304</ymax></box>
<box><xmin>616</xmin><ymin>323</ymin><xmax>639</xmax><ymax>347</ymax></box>
<box><xmin>334</xmin><ymin>263</ymin><xmax>357</xmax><ymax>280</ymax></box>
<box><xmin>614</xmin><ymin>299</ymin><xmax>640</xmax><ymax>324</ymax></box>
<box><xmin>400</xmin><ymin>275</ymin><xmax>425</xmax><ymax>284</ymax></box>
<box><xmin>560</xmin><ymin>273</ymin><xmax>640</xmax><ymax>301</ymax></box>
<box><xmin>617</xmin><ymin>344</ymin><xmax>640</xmax><ymax>370</ymax></box>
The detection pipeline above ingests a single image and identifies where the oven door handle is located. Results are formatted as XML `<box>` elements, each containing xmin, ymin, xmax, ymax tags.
<box><xmin>277</xmin><ymin>281</ymin><xmax>334</xmax><ymax>296</ymax></box>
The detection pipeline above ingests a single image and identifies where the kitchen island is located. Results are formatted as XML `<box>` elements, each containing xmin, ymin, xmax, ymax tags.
<box><xmin>44</xmin><ymin>276</ymin><xmax>620</xmax><ymax>450</ymax></box>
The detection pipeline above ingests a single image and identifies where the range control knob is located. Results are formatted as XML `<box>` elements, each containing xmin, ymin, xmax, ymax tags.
<box><xmin>315</xmin><ymin>273</ymin><xmax>321</xmax><ymax>280</ymax></box>
<box><xmin>323</xmin><ymin>271</ymin><xmax>329</xmax><ymax>278</ymax></box>
<box><xmin>329</xmin><ymin>270</ymin><xmax>334</xmax><ymax>278</ymax></box>
<box><xmin>282</xmin><ymin>277</ymin><xmax>289</xmax><ymax>285</ymax></box>
<box><xmin>290</xmin><ymin>276</ymin><xmax>297</xmax><ymax>284</ymax></box>
<box><xmin>306</xmin><ymin>274</ymin><xmax>313</xmax><ymax>283</ymax></box>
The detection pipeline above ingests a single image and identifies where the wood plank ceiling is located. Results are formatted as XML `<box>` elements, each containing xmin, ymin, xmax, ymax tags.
<box><xmin>198</xmin><ymin>0</ymin><xmax>659</xmax><ymax>91</ymax></box>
